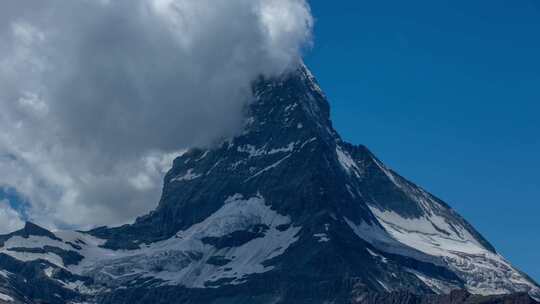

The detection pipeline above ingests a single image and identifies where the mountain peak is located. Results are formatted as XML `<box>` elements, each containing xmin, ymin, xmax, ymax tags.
<box><xmin>247</xmin><ymin>64</ymin><xmax>338</xmax><ymax>143</ymax></box>
<box><xmin>1</xmin><ymin>221</ymin><xmax>58</xmax><ymax>240</ymax></box>
<box><xmin>1</xmin><ymin>64</ymin><xmax>537</xmax><ymax>303</ymax></box>
<box><xmin>86</xmin><ymin>66</ymin><xmax>538</xmax><ymax>302</ymax></box>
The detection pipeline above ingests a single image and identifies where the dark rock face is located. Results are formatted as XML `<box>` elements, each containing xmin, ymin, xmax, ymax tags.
<box><xmin>352</xmin><ymin>289</ymin><xmax>539</xmax><ymax>304</ymax></box>
<box><xmin>0</xmin><ymin>253</ymin><xmax>89</xmax><ymax>304</ymax></box>
<box><xmin>201</xmin><ymin>224</ymin><xmax>269</xmax><ymax>249</ymax></box>
<box><xmin>0</xmin><ymin>64</ymin><xmax>538</xmax><ymax>304</ymax></box>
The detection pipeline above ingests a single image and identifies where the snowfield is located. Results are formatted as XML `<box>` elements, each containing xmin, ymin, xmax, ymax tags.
<box><xmin>1</xmin><ymin>194</ymin><xmax>300</xmax><ymax>291</ymax></box>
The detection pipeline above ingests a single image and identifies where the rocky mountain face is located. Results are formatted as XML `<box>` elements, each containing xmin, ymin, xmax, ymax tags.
<box><xmin>0</xmin><ymin>65</ymin><xmax>538</xmax><ymax>304</ymax></box>
<box><xmin>353</xmin><ymin>289</ymin><xmax>538</xmax><ymax>304</ymax></box>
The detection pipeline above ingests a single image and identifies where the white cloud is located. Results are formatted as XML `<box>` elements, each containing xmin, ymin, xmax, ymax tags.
<box><xmin>0</xmin><ymin>0</ymin><xmax>313</xmax><ymax>229</ymax></box>
<box><xmin>0</xmin><ymin>200</ymin><xmax>24</xmax><ymax>234</ymax></box>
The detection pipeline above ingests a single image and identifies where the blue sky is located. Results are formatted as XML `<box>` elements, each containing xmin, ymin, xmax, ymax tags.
<box><xmin>305</xmin><ymin>0</ymin><xmax>539</xmax><ymax>282</ymax></box>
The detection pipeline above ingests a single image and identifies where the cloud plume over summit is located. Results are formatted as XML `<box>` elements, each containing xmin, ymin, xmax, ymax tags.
<box><xmin>0</xmin><ymin>0</ymin><xmax>313</xmax><ymax>230</ymax></box>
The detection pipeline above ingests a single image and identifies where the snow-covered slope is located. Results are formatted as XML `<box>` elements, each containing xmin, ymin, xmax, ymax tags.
<box><xmin>0</xmin><ymin>64</ymin><xmax>538</xmax><ymax>304</ymax></box>
<box><xmin>363</xmin><ymin>156</ymin><xmax>537</xmax><ymax>298</ymax></box>
<box><xmin>0</xmin><ymin>195</ymin><xmax>299</xmax><ymax>294</ymax></box>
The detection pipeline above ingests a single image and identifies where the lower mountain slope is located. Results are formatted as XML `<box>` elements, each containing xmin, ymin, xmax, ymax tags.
<box><xmin>353</xmin><ymin>289</ymin><xmax>539</xmax><ymax>304</ymax></box>
<box><xmin>0</xmin><ymin>64</ymin><xmax>537</xmax><ymax>304</ymax></box>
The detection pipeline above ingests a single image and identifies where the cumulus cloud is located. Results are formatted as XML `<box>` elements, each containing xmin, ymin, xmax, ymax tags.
<box><xmin>0</xmin><ymin>199</ymin><xmax>24</xmax><ymax>234</ymax></box>
<box><xmin>0</xmin><ymin>0</ymin><xmax>313</xmax><ymax>231</ymax></box>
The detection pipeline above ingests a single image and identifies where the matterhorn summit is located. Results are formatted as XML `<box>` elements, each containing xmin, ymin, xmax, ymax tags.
<box><xmin>0</xmin><ymin>65</ymin><xmax>538</xmax><ymax>304</ymax></box>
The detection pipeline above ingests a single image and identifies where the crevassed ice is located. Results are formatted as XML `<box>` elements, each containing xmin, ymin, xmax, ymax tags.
<box><xmin>1</xmin><ymin>194</ymin><xmax>301</xmax><ymax>290</ymax></box>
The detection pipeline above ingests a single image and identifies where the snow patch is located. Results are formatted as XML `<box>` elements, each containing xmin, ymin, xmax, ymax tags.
<box><xmin>344</xmin><ymin>217</ymin><xmax>423</xmax><ymax>260</ymax></box>
<box><xmin>237</xmin><ymin>144</ymin><xmax>266</xmax><ymax>157</ymax></box>
<box><xmin>171</xmin><ymin>169</ymin><xmax>201</xmax><ymax>182</ymax></box>
<box><xmin>407</xmin><ymin>269</ymin><xmax>458</xmax><ymax>294</ymax></box>
<box><xmin>299</xmin><ymin>137</ymin><xmax>317</xmax><ymax>150</ymax></box>
<box><xmin>267</xmin><ymin>142</ymin><xmax>295</xmax><ymax>154</ymax></box>
<box><xmin>284</xmin><ymin>103</ymin><xmax>298</xmax><ymax>113</ymax></box>
<box><xmin>61</xmin><ymin>280</ymin><xmax>100</xmax><ymax>295</ymax></box>
<box><xmin>244</xmin><ymin>154</ymin><xmax>292</xmax><ymax>182</ymax></box>
<box><xmin>336</xmin><ymin>146</ymin><xmax>362</xmax><ymax>177</ymax></box>
<box><xmin>196</xmin><ymin>151</ymin><xmax>209</xmax><ymax>161</ymax></box>
<box><xmin>366</xmin><ymin>205</ymin><xmax>540</xmax><ymax>298</ymax></box>
<box><xmin>0</xmin><ymin>293</ymin><xmax>14</xmax><ymax>302</ymax></box>
<box><xmin>371</xmin><ymin>157</ymin><xmax>403</xmax><ymax>189</ymax></box>
<box><xmin>346</xmin><ymin>184</ymin><xmax>357</xmax><ymax>198</ymax></box>
<box><xmin>0</xmin><ymin>270</ymin><xmax>12</xmax><ymax>278</ymax></box>
<box><xmin>313</xmin><ymin>233</ymin><xmax>330</xmax><ymax>243</ymax></box>
<box><xmin>302</xmin><ymin>64</ymin><xmax>325</xmax><ymax>97</ymax></box>
<box><xmin>238</xmin><ymin>142</ymin><xmax>297</xmax><ymax>157</ymax></box>
<box><xmin>376</xmin><ymin>279</ymin><xmax>391</xmax><ymax>292</ymax></box>
<box><xmin>368</xmin><ymin>207</ymin><xmax>485</xmax><ymax>257</ymax></box>
<box><xmin>366</xmin><ymin>248</ymin><xmax>388</xmax><ymax>263</ymax></box>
